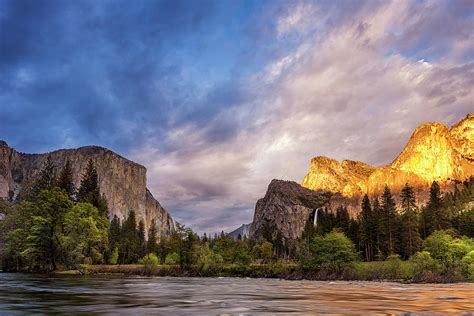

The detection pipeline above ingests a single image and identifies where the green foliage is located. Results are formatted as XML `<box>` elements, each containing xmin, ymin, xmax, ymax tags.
<box><xmin>381</xmin><ymin>186</ymin><xmax>400</xmax><ymax>256</ymax></box>
<box><xmin>409</xmin><ymin>251</ymin><xmax>441</xmax><ymax>281</ymax></box>
<box><xmin>62</xmin><ymin>203</ymin><xmax>109</xmax><ymax>267</ymax></box>
<box><xmin>251</xmin><ymin>241</ymin><xmax>273</xmax><ymax>264</ymax></box>
<box><xmin>57</xmin><ymin>160</ymin><xmax>75</xmax><ymax>199</ymax></box>
<box><xmin>147</xmin><ymin>219</ymin><xmax>158</xmax><ymax>254</ymax></box>
<box><xmin>27</xmin><ymin>156</ymin><xmax>56</xmax><ymax>200</ymax></box>
<box><xmin>399</xmin><ymin>183</ymin><xmax>422</xmax><ymax>259</ymax></box>
<box><xmin>165</xmin><ymin>252</ymin><xmax>180</xmax><ymax>265</ymax></box>
<box><xmin>309</xmin><ymin>230</ymin><xmax>358</xmax><ymax>271</ymax></box>
<box><xmin>139</xmin><ymin>253</ymin><xmax>159</xmax><ymax>266</ymax></box>
<box><xmin>423</xmin><ymin>230</ymin><xmax>474</xmax><ymax>279</ymax></box>
<box><xmin>460</xmin><ymin>250</ymin><xmax>474</xmax><ymax>280</ymax></box>
<box><xmin>77</xmin><ymin>159</ymin><xmax>108</xmax><ymax>216</ymax></box>
<box><xmin>193</xmin><ymin>243</ymin><xmax>223</xmax><ymax>272</ymax></box>
<box><xmin>109</xmin><ymin>246</ymin><xmax>119</xmax><ymax>265</ymax></box>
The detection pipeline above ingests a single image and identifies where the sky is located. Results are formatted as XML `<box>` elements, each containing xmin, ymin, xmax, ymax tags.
<box><xmin>1</xmin><ymin>0</ymin><xmax>473</xmax><ymax>234</ymax></box>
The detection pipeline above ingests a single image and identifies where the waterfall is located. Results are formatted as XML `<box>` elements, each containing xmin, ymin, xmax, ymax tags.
<box><xmin>313</xmin><ymin>208</ymin><xmax>319</xmax><ymax>226</ymax></box>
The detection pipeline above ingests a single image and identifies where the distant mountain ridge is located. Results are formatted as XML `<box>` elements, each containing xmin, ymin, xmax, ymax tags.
<box><xmin>228</xmin><ymin>223</ymin><xmax>252</xmax><ymax>240</ymax></box>
<box><xmin>0</xmin><ymin>141</ymin><xmax>174</xmax><ymax>237</ymax></box>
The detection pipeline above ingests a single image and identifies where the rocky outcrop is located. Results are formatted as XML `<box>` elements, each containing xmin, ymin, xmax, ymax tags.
<box><xmin>0</xmin><ymin>141</ymin><xmax>174</xmax><ymax>237</ymax></box>
<box><xmin>228</xmin><ymin>223</ymin><xmax>252</xmax><ymax>240</ymax></box>
<box><xmin>249</xmin><ymin>180</ymin><xmax>331</xmax><ymax>240</ymax></box>
<box><xmin>302</xmin><ymin>114</ymin><xmax>474</xmax><ymax>198</ymax></box>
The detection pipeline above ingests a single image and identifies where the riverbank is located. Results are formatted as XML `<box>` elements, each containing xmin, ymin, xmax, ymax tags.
<box><xmin>53</xmin><ymin>261</ymin><xmax>472</xmax><ymax>283</ymax></box>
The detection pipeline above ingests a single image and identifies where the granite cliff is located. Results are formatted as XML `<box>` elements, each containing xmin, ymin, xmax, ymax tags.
<box><xmin>302</xmin><ymin>114</ymin><xmax>474</xmax><ymax>198</ymax></box>
<box><xmin>0</xmin><ymin>141</ymin><xmax>174</xmax><ymax>237</ymax></box>
<box><xmin>249</xmin><ymin>180</ymin><xmax>331</xmax><ymax>240</ymax></box>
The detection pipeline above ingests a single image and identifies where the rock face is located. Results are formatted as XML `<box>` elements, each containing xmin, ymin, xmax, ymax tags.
<box><xmin>302</xmin><ymin>114</ymin><xmax>474</xmax><ymax>198</ymax></box>
<box><xmin>228</xmin><ymin>223</ymin><xmax>252</xmax><ymax>240</ymax></box>
<box><xmin>249</xmin><ymin>180</ymin><xmax>330</xmax><ymax>240</ymax></box>
<box><xmin>0</xmin><ymin>141</ymin><xmax>174</xmax><ymax>237</ymax></box>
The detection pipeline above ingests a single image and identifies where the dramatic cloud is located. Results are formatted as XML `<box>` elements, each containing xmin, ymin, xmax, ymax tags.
<box><xmin>1</xmin><ymin>0</ymin><xmax>472</xmax><ymax>233</ymax></box>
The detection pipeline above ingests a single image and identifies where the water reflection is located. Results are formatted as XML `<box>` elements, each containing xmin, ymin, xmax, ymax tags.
<box><xmin>0</xmin><ymin>273</ymin><xmax>473</xmax><ymax>314</ymax></box>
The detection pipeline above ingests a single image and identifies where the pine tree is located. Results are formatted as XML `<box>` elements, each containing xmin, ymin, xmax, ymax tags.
<box><xmin>58</xmin><ymin>160</ymin><xmax>75</xmax><ymax>199</ymax></box>
<box><xmin>109</xmin><ymin>215</ymin><xmax>121</xmax><ymax>250</ymax></box>
<box><xmin>121</xmin><ymin>210</ymin><xmax>138</xmax><ymax>263</ymax></box>
<box><xmin>335</xmin><ymin>206</ymin><xmax>350</xmax><ymax>235</ymax></box>
<box><xmin>77</xmin><ymin>159</ymin><xmax>108</xmax><ymax>216</ymax></box>
<box><xmin>360</xmin><ymin>194</ymin><xmax>375</xmax><ymax>261</ymax></box>
<box><xmin>381</xmin><ymin>186</ymin><xmax>399</xmax><ymax>256</ymax></box>
<box><xmin>372</xmin><ymin>196</ymin><xmax>383</xmax><ymax>260</ymax></box>
<box><xmin>147</xmin><ymin>219</ymin><xmax>158</xmax><ymax>254</ymax></box>
<box><xmin>29</xmin><ymin>156</ymin><xmax>56</xmax><ymax>199</ymax></box>
<box><xmin>399</xmin><ymin>183</ymin><xmax>421</xmax><ymax>259</ymax></box>
<box><xmin>137</xmin><ymin>220</ymin><xmax>146</xmax><ymax>258</ymax></box>
<box><xmin>421</xmin><ymin>181</ymin><xmax>448</xmax><ymax>238</ymax></box>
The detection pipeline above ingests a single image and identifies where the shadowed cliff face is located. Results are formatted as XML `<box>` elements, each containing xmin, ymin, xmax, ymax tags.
<box><xmin>249</xmin><ymin>180</ymin><xmax>330</xmax><ymax>240</ymax></box>
<box><xmin>302</xmin><ymin>114</ymin><xmax>474</xmax><ymax>198</ymax></box>
<box><xmin>0</xmin><ymin>142</ymin><xmax>174</xmax><ymax>237</ymax></box>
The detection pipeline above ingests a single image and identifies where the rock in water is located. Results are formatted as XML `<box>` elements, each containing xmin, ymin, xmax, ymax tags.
<box><xmin>0</xmin><ymin>142</ymin><xmax>174</xmax><ymax>237</ymax></box>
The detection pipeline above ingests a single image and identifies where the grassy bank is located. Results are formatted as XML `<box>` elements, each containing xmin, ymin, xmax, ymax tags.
<box><xmin>59</xmin><ymin>260</ymin><xmax>471</xmax><ymax>283</ymax></box>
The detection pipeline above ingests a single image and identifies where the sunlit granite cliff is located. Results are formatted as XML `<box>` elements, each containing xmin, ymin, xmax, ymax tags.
<box><xmin>302</xmin><ymin>114</ymin><xmax>474</xmax><ymax>197</ymax></box>
<box><xmin>0</xmin><ymin>141</ymin><xmax>174</xmax><ymax>237</ymax></box>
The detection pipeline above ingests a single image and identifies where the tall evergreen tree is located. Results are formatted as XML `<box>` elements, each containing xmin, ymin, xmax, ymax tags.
<box><xmin>77</xmin><ymin>159</ymin><xmax>108</xmax><ymax>216</ymax></box>
<box><xmin>147</xmin><ymin>219</ymin><xmax>158</xmax><ymax>254</ymax></box>
<box><xmin>359</xmin><ymin>194</ymin><xmax>375</xmax><ymax>261</ymax></box>
<box><xmin>372</xmin><ymin>196</ymin><xmax>383</xmax><ymax>260</ymax></box>
<box><xmin>381</xmin><ymin>186</ymin><xmax>399</xmax><ymax>256</ymax></box>
<box><xmin>421</xmin><ymin>181</ymin><xmax>448</xmax><ymax>238</ymax></box>
<box><xmin>399</xmin><ymin>183</ymin><xmax>421</xmax><ymax>259</ymax></box>
<box><xmin>57</xmin><ymin>160</ymin><xmax>75</xmax><ymax>199</ymax></box>
<box><xmin>29</xmin><ymin>156</ymin><xmax>56</xmax><ymax>199</ymax></box>
<box><xmin>335</xmin><ymin>206</ymin><xmax>350</xmax><ymax>235</ymax></box>
<box><xmin>109</xmin><ymin>215</ymin><xmax>121</xmax><ymax>250</ymax></box>
<box><xmin>137</xmin><ymin>220</ymin><xmax>146</xmax><ymax>258</ymax></box>
<box><xmin>121</xmin><ymin>210</ymin><xmax>138</xmax><ymax>263</ymax></box>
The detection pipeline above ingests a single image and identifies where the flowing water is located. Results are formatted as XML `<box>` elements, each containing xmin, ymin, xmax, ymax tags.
<box><xmin>0</xmin><ymin>273</ymin><xmax>472</xmax><ymax>315</ymax></box>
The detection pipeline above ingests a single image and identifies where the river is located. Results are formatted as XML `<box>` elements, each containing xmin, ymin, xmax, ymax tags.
<box><xmin>0</xmin><ymin>273</ymin><xmax>472</xmax><ymax>314</ymax></box>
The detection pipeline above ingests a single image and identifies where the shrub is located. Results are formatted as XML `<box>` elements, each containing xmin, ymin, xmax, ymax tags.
<box><xmin>109</xmin><ymin>246</ymin><xmax>119</xmax><ymax>265</ymax></box>
<box><xmin>409</xmin><ymin>251</ymin><xmax>441</xmax><ymax>281</ymax></box>
<box><xmin>460</xmin><ymin>250</ymin><xmax>474</xmax><ymax>280</ymax></box>
<box><xmin>165</xmin><ymin>252</ymin><xmax>180</xmax><ymax>265</ymax></box>
<box><xmin>423</xmin><ymin>230</ymin><xmax>474</xmax><ymax>279</ymax></box>
<box><xmin>310</xmin><ymin>230</ymin><xmax>358</xmax><ymax>271</ymax></box>
<box><xmin>139</xmin><ymin>253</ymin><xmax>159</xmax><ymax>266</ymax></box>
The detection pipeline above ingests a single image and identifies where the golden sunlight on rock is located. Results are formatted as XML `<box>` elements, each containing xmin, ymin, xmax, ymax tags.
<box><xmin>302</xmin><ymin>115</ymin><xmax>474</xmax><ymax>197</ymax></box>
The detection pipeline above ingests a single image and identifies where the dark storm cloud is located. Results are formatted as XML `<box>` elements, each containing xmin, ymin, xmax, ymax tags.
<box><xmin>0</xmin><ymin>0</ymin><xmax>225</xmax><ymax>152</ymax></box>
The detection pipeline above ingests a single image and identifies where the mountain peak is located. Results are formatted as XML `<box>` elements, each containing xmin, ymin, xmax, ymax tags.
<box><xmin>302</xmin><ymin>115</ymin><xmax>474</xmax><ymax>197</ymax></box>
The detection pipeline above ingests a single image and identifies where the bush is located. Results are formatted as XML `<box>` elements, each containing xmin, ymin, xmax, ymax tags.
<box><xmin>165</xmin><ymin>252</ymin><xmax>180</xmax><ymax>265</ymax></box>
<box><xmin>194</xmin><ymin>243</ymin><xmax>223</xmax><ymax>273</ymax></box>
<box><xmin>423</xmin><ymin>230</ymin><xmax>474</xmax><ymax>279</ymax></box>
<box><xmin>310</xmin><ymin>230</ymin><xmax>358</xmax><ymax>271</ymax></box>
<box><xmin>139</xmin><ymin>253</ymin><xmax>159</xmax><ymax>266</ymax></box>
<box><xmin>251</xmin><ymin>241</ymin><xmax>273</xmax><ymax>264</ymax></box>
<box><xmin>409</xmin><ymin>251</ymin><xmax>441</xmax><ymax>281</ymax></box>
<box><xmin>460</xmin><ymin>250</ymin><xmax>474</xmax><ymax>280</ymax></box>
<box><xmin>109</xmin><ymin>246</ymin><xmax>119</xmax><ymax>265</ymax></box>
